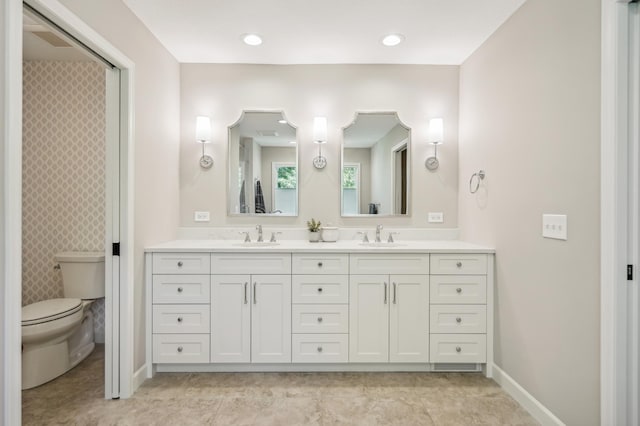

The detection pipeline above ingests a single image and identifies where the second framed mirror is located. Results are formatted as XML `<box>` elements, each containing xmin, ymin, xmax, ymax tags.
<box><xmin>341</xmin><ymin>112</ymin><xmax>410</xmax><ymax>216</ymax></box>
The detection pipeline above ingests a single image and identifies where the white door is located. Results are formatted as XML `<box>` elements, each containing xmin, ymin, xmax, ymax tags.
<box><xmin>389</xmin><ymin>275</ymin><xmax>429</xmax><ymax>363</ymax></box>
<box><xmin>251</xmin><ymin>274</ymin><xmax>291</xmax><ymax>363</ymax></box>
<box><xmin>211</xmin><ymin>275</ymin><xmax>251</xmax><ymax>363</ymax></box>
<box><xmin>349</xmin><ymin>275</ymin><xmax>389</xmax><ymax>362</ymax></box>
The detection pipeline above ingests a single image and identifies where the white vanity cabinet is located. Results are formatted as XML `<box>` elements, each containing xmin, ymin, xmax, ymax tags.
<box><xmin>211</xmin><ymin>254</ymin><xmax>292</xmax><ymax>363</ymax></box>
<box><xmin>429</xmin><ymin>254</ymin><xmax>489</xmax><ymax>364</ymax></box>
<box><xmin>349</xmin><ymin>254</ymin><xmax>430</xmax><ymax>363</ymax></box>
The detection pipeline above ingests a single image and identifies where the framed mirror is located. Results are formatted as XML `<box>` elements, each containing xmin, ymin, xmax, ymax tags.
<box><xmin>228</xmin><ymin>111</ymin><xmax>298</xmax><ymax>216</ymax></box>
<box><xmin>341</xmin><ymin>112</ymin><xmax>410</xmax><ymax>216</ymax></box>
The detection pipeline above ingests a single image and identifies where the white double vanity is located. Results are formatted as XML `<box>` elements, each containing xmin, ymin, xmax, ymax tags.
<box><xmin>144</xmin><ymin>239</ymin><xmax>495</xmax><ymax>378</ymax></box>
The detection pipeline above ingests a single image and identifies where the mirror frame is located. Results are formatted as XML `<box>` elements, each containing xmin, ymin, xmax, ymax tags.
<box><xmin>340</xmin><ymin>111</ymin><xmax>411</xmax><ymax>217</ymax></box>
<box><xmin>227</xmin><ymin>110</ymin><xmax>299</xmax><ymax>217</ymax></box>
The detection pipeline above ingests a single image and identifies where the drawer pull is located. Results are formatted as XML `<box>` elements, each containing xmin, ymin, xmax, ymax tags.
<box><xmin>456</xmin><ymin>287</ymin><xmax>462</xmax><ymax>293</ymax></box>
<box><xmin>177</xmin><ymin>346</ymin><xmax>183</xmax><ymax>353</ymax></box>
<box><xmin>244</xmin><ymin>282</ymin><xmax>248</xmax><ymax>304</ymax></box>
<box><xmin>318</xmin><ymin>262</ymin><xmax>323</xmax><ymax>267</ymax></box>
<box><xmin>253</xmin><ymin>282</ymin><xmax>257</xmax><ymax>304</ymax></box>
<box><xmin>317</xmin><ymin>317</ymin><xmax>323</xmax><ymax>323</ymax></box>
<box><xmin>455</xmin><ymin>346</ymin><xmax>462</xmax><ymax>353</ymax></box>
<box><xmin>177</xmin><ymin>317</ymin><xmax>183</xmax><ymax>323</ymax></box>
<box><xmin>393</xmin><ymin>282</ymin><xmax>397</xmax><ymax>304</ymax></box>
<box><xmin>456</xmin><ymin>317</ymin><xmax>462</xmax><ymax>323</ymax></box>
<box><xmin>317</xmin><ymin>346</ymin><xmax>323</xmax><ymax>353</ymax></box>
<box><xmin>177</xmin><ymin>287</ymin><xmax>184</xmax><ymax>293</ymax></box>
<box><xmin>177</xmin><ymin>261</ymin><xmax>184</xmax><ymax>267</ymax></box>
<box><xmin>456</xmin><ymin>261</ymin><xmax>463</xmax><ymax>268</ymax></box>
<box><xmin>384</xmin><ymin>282</ymin><xmax>388</xmax><ymax>304</ymax></box>
<box><xmin>317</xmin><ymin>287</ymin><xmax>323</xmax><ymax>293</ymax></box>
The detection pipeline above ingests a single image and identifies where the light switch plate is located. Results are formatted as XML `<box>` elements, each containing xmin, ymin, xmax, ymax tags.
<box><xmin>428</xmin><ymin>212</ymin><xmax>444</xmax><ymax>223</ymax></box>
<box><xmin>542</xmin><ymin>214</ymin><xmax>567</xmax><ymax>240</ymax></box>
<box><xmin>194</xmin><ymin>211</ymin><xmax>210</xmax><ymax>222</ymax></box>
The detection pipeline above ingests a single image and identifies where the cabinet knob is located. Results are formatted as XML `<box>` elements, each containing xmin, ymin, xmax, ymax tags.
<box><xmin>456</xmin><ymin>287</ymin><xmax>462</xmax><ymax>293</ymax></box>
<box><xmin>317</xmin><ymin>262</ymin><xmax>323</xmax><ymax>267</ymax></box>
<box><xmin>177</xmin><ymin>346</ymin><xmax>183</xmax><ymax>353</ymax></box>
<box><xmin>456</xmin><ymin>317</ymin><xmax>462</xmax><ymax>323</ymax></box>
<box><xmin>177</xmin><ymin>317</ymin><xmax>183</xmax><ymax>323</ymax></box>
<box><xmin>317</xmin><ymin>346</ymin><xmax>323</xmax><ymax>353</ymax></box>
<box><xmin>317</xmin><ymin>287</ymin><xmax>323</xmax><ymax>293</ymax></box>
<box><xmin>177</xmin><ymin>261</ymin><xmax>183</xmax><ymax>267</ymax></box>
<box><xmin>177</xmin><ymin>287</ymin><xmax>183</xmax><ymax>293</ymax></box>
<box><xmin>317</xmin><ymin>317</ymin><xmax>323</xmax><ymax>323</ymax></box>
<box><xmin>455</xmin><ymin>346</ymin><xmax>462</xmax><ymax>353</ymax></box>
<box><xmin>456</xmin><ymin>261</ymin><xmax>462</xmax><ymax>268</ymax></box>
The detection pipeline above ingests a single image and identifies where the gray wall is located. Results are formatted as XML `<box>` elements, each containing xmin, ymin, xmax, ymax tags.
<box><xmin>60</xmin><ymin>0</ymin><xmax>181</xmax><ymax>371</ymax></box>
<box><xmin>458</xmin><ymin>0</ymin><xmax>601</xmax><ymax>424</ymax></box>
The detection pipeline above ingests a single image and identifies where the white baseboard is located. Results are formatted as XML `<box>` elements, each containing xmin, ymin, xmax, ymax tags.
<box><xmin>132</xmin><ymin>364</ymin><xmax>148</xmax><ymax>394</ymax></box>
<box><xmin>492</xmin><ymin>363</ymin><xmax>565</xmax><ymax>426</ymax></box>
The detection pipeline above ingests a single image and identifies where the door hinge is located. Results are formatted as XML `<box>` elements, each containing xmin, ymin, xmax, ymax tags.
<box><xmin>112</xmin><ymin>242</ymin><xmax>120</xmax><ymax>256</ymax></box>
<box><xmin>627</xmin><ymin>264</ymin><xmax>633</xmax><ymax>281</ymax></box>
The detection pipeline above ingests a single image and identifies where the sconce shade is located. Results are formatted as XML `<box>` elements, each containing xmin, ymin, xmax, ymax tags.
<box><xmin>196</xmin><ymin>116</ymin><xmax>212</xmax><ymax>142</ymax></box>
<box><xmin>428</xmin><ymin>118</ymin><xmax>444</xmax><ymax>144</ymax></box>
<box><xmin>313</xmin><ymin>117</ymin><xmax>328</xmax><ymax>144</ymax></box>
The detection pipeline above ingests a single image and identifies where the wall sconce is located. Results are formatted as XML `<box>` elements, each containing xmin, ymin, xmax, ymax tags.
<box><xmin>312</xmin><ymin>116</ymin><xmax>328</xmax><ymax>169</ymax></box>
<box><xmin>196</xmin><ymin>115</ymin><xmax>213</xmax><ymax>169</ymax></box>
<box><xmin>425</xmin><ymin>118</ymin><xmax>443</xmax><ymax>171</ymax></box>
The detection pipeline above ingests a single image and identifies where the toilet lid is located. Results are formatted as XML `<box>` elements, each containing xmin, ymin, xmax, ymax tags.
<box><xmin>22</xmin><ymin>298</ymin><xmax>83</xmax><ymax>326</ymax></box>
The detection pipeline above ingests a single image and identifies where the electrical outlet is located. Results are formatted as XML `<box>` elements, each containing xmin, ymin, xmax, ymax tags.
<box><xmin>428</xmin><ymin>212</ymin><xmax>444</xmax><ymax>223</ymax></box>
<box><xmin>542</xmin><ymin>214</ymin><xmax>567</xmax><ymax>240</ymax></box>
<box><xmin>194</xmin><ymin>211</ymin><xmax>210</xmax><ymax>222</ymax></box>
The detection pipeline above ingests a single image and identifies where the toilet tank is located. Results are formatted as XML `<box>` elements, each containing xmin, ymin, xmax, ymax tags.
<box><xmin>55</xmin><ymin>252</ymin><xmax>105</xmax><ymax>299</ymax></box>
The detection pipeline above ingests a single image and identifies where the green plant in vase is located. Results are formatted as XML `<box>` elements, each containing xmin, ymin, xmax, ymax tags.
<box><xmin>307</xmin><ymin>218</ymin><xmax>321</xmax><ymax>242</ymax></box>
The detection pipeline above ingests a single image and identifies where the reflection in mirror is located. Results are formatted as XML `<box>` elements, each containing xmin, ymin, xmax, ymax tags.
<box><xmin>342</xmin><ymin>112</ymin><xmax>410</xmax><ymax>216</ymax></box>
<box><xmin>228</xmin><ymin>111</ymin><xmax>298</xmax><ymax>216</ymax></box>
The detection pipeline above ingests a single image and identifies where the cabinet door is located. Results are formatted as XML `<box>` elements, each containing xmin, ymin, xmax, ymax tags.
<box><xmin>251</xmin><ymin>275</ymin><xmax>292</xmax><ymax>363</ymax></box>
<box><xmin>389</xmin><ymin>275</ymin><xmax>429</xmax><ymax>363</ymax></box>
<box><xmin>211</xmin><ymin>275</ymin><xmax>251</xmax><ymax>363</ymax></box>
<box><xmin>349</xmin><ymin>275</ymin><xmax>389</xmax><ymax>362</ymax></box>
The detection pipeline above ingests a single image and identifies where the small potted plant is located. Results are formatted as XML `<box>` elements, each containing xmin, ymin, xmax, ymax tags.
<box><xmin>306</xmin><ymin>218</ymin><xmax>322</xmax><ymax>242</ymax></box>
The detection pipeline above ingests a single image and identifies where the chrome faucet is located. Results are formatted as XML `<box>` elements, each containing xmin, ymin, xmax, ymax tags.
<box><xmin>256</xmin><ymin>225</ymin><xmax>263</xmax><ymax>242</ymax></box>
<box><xmin>375</xmin><ymin>225</ymin><xmax>383</xmax><ymax>243</ymax></box>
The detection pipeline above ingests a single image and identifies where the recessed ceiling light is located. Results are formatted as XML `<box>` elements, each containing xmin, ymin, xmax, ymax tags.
<box><xmin>289</xmin><ymin>141</ymin><xmax>297</xmax><ymax>144</ymax></box>
<box><xmin>382</xmin><ymin>34</ymin><xmax>404</xmax><ymax>47</ymax></box>
<box><xmin>278</xmin><ymin>119</ymin><xmax>287</xmax><ymax>124</ymax></box>
<box><xmin>242</xmin><ymin>34</ymin><xmax>263</xmax><ymax>46</ymax></box>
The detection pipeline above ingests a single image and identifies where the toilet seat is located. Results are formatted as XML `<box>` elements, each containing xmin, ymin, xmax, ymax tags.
<box><xmin>22</xmin><ymin>298</ymin><xmax>83</xmax><ymax>326</ymax></box>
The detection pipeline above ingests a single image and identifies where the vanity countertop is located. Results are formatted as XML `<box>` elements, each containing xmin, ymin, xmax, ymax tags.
<box><xmin>145</xmin><ymin>239</ymin><xmax>495</xmax><ymax>254</ymax></box>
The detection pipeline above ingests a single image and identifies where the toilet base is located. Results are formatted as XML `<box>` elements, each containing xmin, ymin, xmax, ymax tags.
<box><xmin>22</xmin><ymin>340</ymin><xmax>71</xmax><ymax>390</ymax></box>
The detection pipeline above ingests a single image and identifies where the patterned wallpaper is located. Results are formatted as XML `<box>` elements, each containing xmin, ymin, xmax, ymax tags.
<box><xmin>22</xmin><ymin>61</ymin><xmax>106</xmax><ymax>342</ymax></box>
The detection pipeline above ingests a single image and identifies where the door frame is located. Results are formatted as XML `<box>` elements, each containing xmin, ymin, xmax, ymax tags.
<box><xmin>2</xmin><ymin>1</ymin><xmax>135</xmax><ymax>423</ymax></box>
<box><xmin>601</xmin><ymin>0</ymin><xmax>638</xmax><ymax>425</ymax></box>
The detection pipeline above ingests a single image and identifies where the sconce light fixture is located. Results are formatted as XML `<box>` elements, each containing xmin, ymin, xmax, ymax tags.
<box><xmin>196</xmin><ymin>115</ymin><xmax>213</xmax><ymax>169</ymax></box>
<box><xmin>312</xmin><ymin>116</ymin><xmax>328</xmax><ymax>169</ymax></box>
<box><xmin>425</xmin><ymin>118</ymin><xmax>443</xmax><ymax>171</ymax></box>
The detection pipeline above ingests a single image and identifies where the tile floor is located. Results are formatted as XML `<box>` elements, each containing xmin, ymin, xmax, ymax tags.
<box><xmin>22</xmin><ymin>345</ymin><xmax>538</xmax><ymax>425</ymax></box>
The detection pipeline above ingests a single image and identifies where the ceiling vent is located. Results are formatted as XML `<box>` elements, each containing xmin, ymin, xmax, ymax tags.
<box><xmin>257</xmin><ymin>130</ymin><xmax>278</xmax><ymax>137</ymax></box>
<box><xmin>31</xmin><ymin>31</ymin><xmax>71</xmax><ymax>48</ymax></box>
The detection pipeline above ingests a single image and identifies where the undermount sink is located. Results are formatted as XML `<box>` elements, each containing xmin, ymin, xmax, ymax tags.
<box><xmin>233</xmin><ymin>242</ymin><xmax>280</xmax><ymax>247</ymax></box>
<box><xmin>359</xmin><ymin>242</ymin><xmax>407</xmax><ymax>247</ymax></box>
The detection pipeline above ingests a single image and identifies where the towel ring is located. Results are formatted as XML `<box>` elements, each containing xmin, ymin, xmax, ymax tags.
<box><xmin>469</xmin><ymin>170</ymin><xmax>486</xmax><ymax>194</ymax></box>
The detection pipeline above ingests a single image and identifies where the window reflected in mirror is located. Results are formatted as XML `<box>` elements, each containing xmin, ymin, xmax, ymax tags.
<box><xmin>341</xmin><ymin>112</ymin><xmax>410</xmax><ymax>216</ymax></box>
<box><xmin>228</xmin><ymin>111</ymin><xmax>298</xmax><ymax>216</ymax></box>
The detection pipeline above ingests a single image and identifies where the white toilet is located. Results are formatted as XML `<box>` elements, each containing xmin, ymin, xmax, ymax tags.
<box><xmin>21</xmin><ymin>251</ymin><xmax>105</xmax><ymax>390</ymax></box>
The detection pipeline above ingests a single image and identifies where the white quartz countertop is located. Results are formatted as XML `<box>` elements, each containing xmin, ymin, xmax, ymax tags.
<box><xmin>145</xmin><ymin>239</ymin><xmax>495</xmax><ymax>254</ymax></box>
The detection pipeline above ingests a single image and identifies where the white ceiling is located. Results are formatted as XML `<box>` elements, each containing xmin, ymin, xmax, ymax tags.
<box><xmin>122</xmin><ymin>0</ymin><xmax>527</xmax><ymax>65</ymax></box>
<box><xmin>23</xmin><ymin>13</ymin><xmax>94</xmax><ymax>61</ymax></box>
<box><xmin>344</xmin><ymin>113</ymin><xmax>403</xmax><ymax>148</ymax></box>
<box><xmin>236</xmin><ymin>111</ymin><xmax>297</xmax><ymax>147</ymax></box>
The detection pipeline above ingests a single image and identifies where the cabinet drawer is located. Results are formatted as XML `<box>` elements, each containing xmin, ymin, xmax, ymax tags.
<box><xmin>152</xmin><ymin>253</ymin><xmax>210</xmax><ymax>274</ymax></box>
<box><xmin>430</xmin><ymin>275</ymin><xmax>487</xmax><ymax>304</ymax></box>
<box><xmin>153</xmin><ymin>334</ymin><xmax>210</xmax><ymax>363</ymax></box>
<box><xmin>430</xmin><ymin>334</ymin><xmax>486</xmax><ymax>363</ymax></box>
<box><xmin>292</xmin><ymin>334</ymin><xmax>349</xmax><ymax>363</ymax></box>
<box><xmin>292</xmin><ymin>304</ymin><xmax>348</xmax><ymax>333</ymax></box>
<box><xmin>292</xmin><ymin>253</ymin><xmax>349</xmax><ymax>274</ymax></box>
<box><xmin>350</xmin><ymin>254</ymin><xmax>429</xmax><ymax>275</ymax></box>
<box><xmin>211</xmin><ymin>253</ymin><xmax>291</xmax><ymax>274</ymax></box>
<box><xmin>430</xmin><ymin>254</ymin><xmax>487</xmax><ymax>275</ymax></box>
<box><xmin>430</xmin><ymin>305</ymin><xmax>487</xmax><ymax>334</ymax></box>
<box><xmin>292</xmin><ymin>275</ymin><xmax>348</xmax><ymax>304</ymax></box>
<box><xmin>153</xmin><ymin>275</ymin><xmax>210</xmax><ymax>304</ymax></box>
<box><xmin>152</xmin><ymin>305</ymin><xmax>210</xmax><ymax>334</ymax></box>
